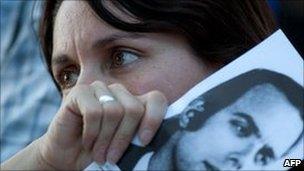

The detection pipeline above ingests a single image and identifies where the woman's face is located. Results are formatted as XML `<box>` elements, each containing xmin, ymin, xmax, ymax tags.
<box><xmin>52</xmin><ymin>1</ymin><xmax>212</xmax><ymax>103</ymax></box>
<box><xmin>176</xmin><ymin>83</ymin><xmax>303</xmax><ymax>170</ymax></box>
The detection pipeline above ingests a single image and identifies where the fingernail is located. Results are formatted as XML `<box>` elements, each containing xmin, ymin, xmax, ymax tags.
<box><xmin>107</xmin><ymin>149</ymin><xmax>119</xmax><ymax>164</ymax></box>
<box><xmin>132</xmin><ymin>134</ymin><xmax>144</xmax><ymax>147</ymax></box>
<box><xmin>99</xmin><ymin>161</ymin><xmax>121</xmax><ymax>171</ymax></box>
<box><xmin>140</xmin><ymin>129</ymin><xmax>153</xmax><ymax>146</ymax></box>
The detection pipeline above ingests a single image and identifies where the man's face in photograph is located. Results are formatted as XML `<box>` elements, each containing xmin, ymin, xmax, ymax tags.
<box><xmin>175</xmin><ymin>83</ymin><xmax>303</xmax><ymax>170</ymax></box>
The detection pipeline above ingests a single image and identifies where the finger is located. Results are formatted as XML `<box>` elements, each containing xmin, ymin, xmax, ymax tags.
<box><xmin>91</xmin><ymin>81</ymin><xmax>124</xmax><ymax>164</ymax></box>
<box><xmin>66</xmin><ymin>85</ymin><xmax>103</xmax><ymax>150</ymax></box>
<box><xmin>137</xmin><ymin>90</ymin><xmax>167</xmax><ymax>146</ymax></box>
<box><xmin>91</xmin><ymin>81</ymin><xmax>114</xmax><ymax>102</ymax></box>
<box><xmin>106</xmin><ymin>83</ymin><xmax>145</xmax><ymax>164</ymax></box>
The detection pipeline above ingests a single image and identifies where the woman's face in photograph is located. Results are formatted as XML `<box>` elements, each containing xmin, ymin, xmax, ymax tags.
<box><xmin>176</xmin><ymin>83</ymin><xmax>303</xmax><ymax>170</ymax></box>
<box><xmin>52</xmin><ymin>1</ymin><xmax>212</xmax><ymax>103</ymax></box>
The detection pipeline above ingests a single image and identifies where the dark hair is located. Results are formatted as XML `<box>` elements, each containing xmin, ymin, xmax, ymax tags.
<box><xmin>39</xmin><ymin>0</ymin><xmax>277</xmax><ymax>91</ymax></box>
<box><xmin>185</xmin><ymin>69</ymin><xmax>304</xmax><ymax>131</ymax></box>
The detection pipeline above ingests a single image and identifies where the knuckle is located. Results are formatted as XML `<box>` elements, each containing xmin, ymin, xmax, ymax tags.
<box><xmin>91</xmin><ymin>81</ymin><xmax>106</xmax><ymax>88</ymax></box>
<box><xmin>149</xmin><ymin>90</ymin><xmax>167</xmax><ymax>104</ymax></box>
<box><xmin>109</xmin><ymin>83</ymin><xmax>125</xmax><ymax>90</ymax></box>
<box><xmin>68</xmin><ymin>85</ymin><xmax>92</xmax><ymax>101</ymax></box>
<box><xmin>61</xmin><ymin>103</ymin><xmax>76</xmax><ymax>115</ymax></box>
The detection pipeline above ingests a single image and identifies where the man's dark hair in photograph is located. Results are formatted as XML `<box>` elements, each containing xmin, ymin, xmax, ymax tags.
<box><xmin>186</xmin><ymin>69</ymin><xmax>304</xmax><ymax>131</ymax></box>
<box><xmin>120</xmin><ymin>69</ymin><xmax>304</xmax><ymax>170</ymax></box>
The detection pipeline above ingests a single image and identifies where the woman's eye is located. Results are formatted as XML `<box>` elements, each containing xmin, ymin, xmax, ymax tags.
<box><xmin>58</xmin><ymin>68</ymin><xmax>79</xmax><ymax>89</ymax></box>
<box><xmin>111</xmin><ymin>50</ymin><xmax>139</xmax><ymax>68</ymax></box>
<box><xmin>230</xmin><ymin>118</ymin><xmax>252</xmax><ymax>137</ymax></box>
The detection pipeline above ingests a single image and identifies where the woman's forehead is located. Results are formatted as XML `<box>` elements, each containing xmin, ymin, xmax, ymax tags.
<box><xmin>53</xmin><ymin>1</ymin><xmax>147</xmax><ymax>56</ymax></box>
<box><xmin>53</xmin><ymin>1</ymin><xmax>118</xmax><ymax>60</ymax></box>
<box><xmin>54</xmin><ymin>1</ymin><xmax>107</xmax><ymax>36</ymax></box>
<box><xmin>56</xmin><ymin>0</ymin><xmax>137</xmax><ymax>28</ymax></box>
<box><xmin>56</xmin><ymin>1</ymin><xmax>93</xmax><ymax>24</ymax></box>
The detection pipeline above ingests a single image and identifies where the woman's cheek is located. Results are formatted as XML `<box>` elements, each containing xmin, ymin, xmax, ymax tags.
<box><xmin>121</xmin><ymin>72</ymin><xmax>175</xmax><ymax>101</ymax></box>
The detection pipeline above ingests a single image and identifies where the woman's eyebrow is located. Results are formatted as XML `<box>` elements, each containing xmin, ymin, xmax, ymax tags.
<box><xmin>235</xmin><ymin>112</ymin><xmax>261</xmax><ymax>138</ymax></box>
<box><xmin>92</xmin><ymin>32</ymin><xmax>145</xmax><ymax>49</ymax></box>
<box><xmin>52</xmin><ymin>33</ymin><xmax>145</xmax><ymax>68</ymax></box>
<box><xmin>52</xmin><ymin>54</ymin><xmax>73</xmax><ymax>68</ymax></box>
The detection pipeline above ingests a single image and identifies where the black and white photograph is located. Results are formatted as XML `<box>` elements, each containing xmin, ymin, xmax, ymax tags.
<box><xmin>117</xmin><ymin>69</ymin><xmax>303</xmax><ymax>171</ymax></box>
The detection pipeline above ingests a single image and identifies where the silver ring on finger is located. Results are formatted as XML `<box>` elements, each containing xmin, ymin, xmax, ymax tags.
<box><xmin>98</xmin><ymin>95</ymin><xmax>115</xmax><ymax>104</ymax></box>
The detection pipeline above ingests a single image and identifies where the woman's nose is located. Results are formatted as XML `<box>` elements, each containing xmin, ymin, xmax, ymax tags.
<box><xmin>77</xmin><ymin>65</ymin><xmax>114</xmax><ymax>86</ymax></box>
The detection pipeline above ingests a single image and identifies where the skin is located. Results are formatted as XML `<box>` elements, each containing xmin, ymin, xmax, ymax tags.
<box><xmin>0</xmin><ymin>1</ymin><xmax>213</xmax><ymax>170</ymax></box>
<box><xmin>149</xmin><ymin>83</ymin><xmax>303</xmax><ymax>170</ymax></box>
<box><xmin>52</xmin><ymin>1</ymin><xmax>210</xmax><ymax>100</ymax></box>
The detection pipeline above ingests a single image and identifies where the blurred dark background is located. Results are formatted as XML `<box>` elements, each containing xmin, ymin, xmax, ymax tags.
<box><xmin>269</xmin><ymin>0</ymin><xmax>304</xmax><ymax>57</ymax></box>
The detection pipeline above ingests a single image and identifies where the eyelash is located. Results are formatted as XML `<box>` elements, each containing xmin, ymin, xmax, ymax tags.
<box><xmin>56</xmin><ymin>65</ymin><xmax>79</xmax><ymax>90</ymax></box>
<box><xmin>110</xmin><ymin>48</ymin><xmax>140</xmax><ymax>69</ymax></box>
<box><xmin>55</xmin><ymin>48</ymin><xmax>141</xmax><ymax>90</ymax></box>
<box><xmin>229</xmin><ymin>116</ymin><xmax>253</xmax><ymax>138</ymax></box>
